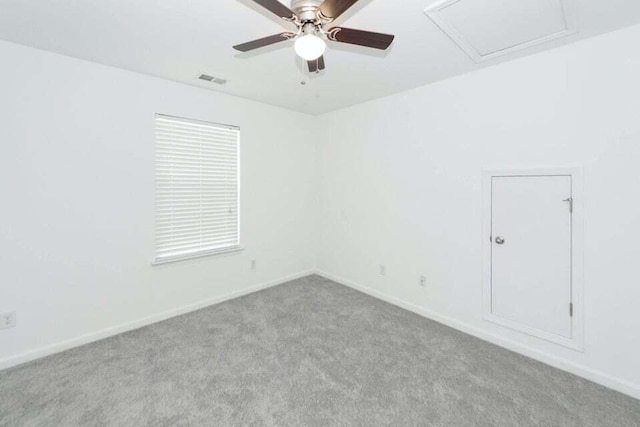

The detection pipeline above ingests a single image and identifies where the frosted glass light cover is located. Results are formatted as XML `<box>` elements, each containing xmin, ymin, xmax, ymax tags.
<box><xmin>294</xmin><ymin>34</ymin><xmax>326</xmax><ymax>61</ymax></box>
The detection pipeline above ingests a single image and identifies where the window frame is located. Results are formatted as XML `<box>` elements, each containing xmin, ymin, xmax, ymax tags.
<box><xmin>152</xmin><ymin>113</ymin><xmax>242</xmax><ymax>265</ymax></box>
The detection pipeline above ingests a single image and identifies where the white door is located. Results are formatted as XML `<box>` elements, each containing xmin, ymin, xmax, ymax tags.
<box><xmin>491</xmin><ymin>175</ymin><xmax>572</xmax><ymax>338</ymax></box>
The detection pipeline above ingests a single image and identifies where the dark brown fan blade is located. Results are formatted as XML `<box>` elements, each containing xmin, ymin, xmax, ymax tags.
<box><xmin>328</xmin><ymin>27</ymin><xmax>394</xmax><ymax>50</ymax></box>
<box><xmin>252</xmin><ymin>0</ymin><xmax>295</xmax><ymax>19</ymax></box>
<box><xmin>319</xmin><ymin>0</ymin><xmax>360</xmax><ymax>20</ymax></box>
<box><xmin>233</xmin><ymin>33</ymin><xmax>295</xmax><ymax>52</ymax></box>
<box><xmin>307</xmin><ymin>56</ymin><xmax>326</xmax><ymax>73</ymax></box>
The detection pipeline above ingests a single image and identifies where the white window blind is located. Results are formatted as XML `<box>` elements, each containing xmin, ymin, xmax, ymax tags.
<box><xmin>154</xmin><ymin>114</ymin><xmax>240</xmax><ymax>264</ymax></box>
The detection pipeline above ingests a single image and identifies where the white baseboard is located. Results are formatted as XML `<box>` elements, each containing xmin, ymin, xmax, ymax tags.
<box><xmin>0</xmin><ymin>270</ymin><xmax>314</xmax><ymax>372</ymax></box>
<box><xmin>315</xmin><ymin>269</ymin><xmax>640</xmax><ymax>401</ymax></box>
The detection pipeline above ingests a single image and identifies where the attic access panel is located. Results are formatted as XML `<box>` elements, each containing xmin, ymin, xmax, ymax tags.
<box><xmin>425</xmin><ymin>0</ymin><xmax>576</xmax><ymax>62</ymax></box>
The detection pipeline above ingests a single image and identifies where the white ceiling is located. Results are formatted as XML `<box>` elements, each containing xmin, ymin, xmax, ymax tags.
<box><xmin>0</xmin><ymin>0</ymin><xmax>639</xmax><ymax>115</ymax></box>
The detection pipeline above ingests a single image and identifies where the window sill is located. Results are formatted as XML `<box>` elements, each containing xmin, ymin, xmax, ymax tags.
<box><xmin>152</xmin><ymin>246</ymin><xmax>244</xmax><ymax>266</ymax></box>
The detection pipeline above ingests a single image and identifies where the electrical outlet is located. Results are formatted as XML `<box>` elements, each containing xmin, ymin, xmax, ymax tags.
<box><xmin>419</xmin><ymin>275</ymin><xmax>427</xmax><ymax>288</ymax></box>
<box><xmin>251</xmin><ymin>259</ymin><xmax>257</xmax><ymax>270</ymax></box>
<box><xmin>0</xmin><ymin>312</ymin><xmax>16</xmax><ymax>330</ymax></box>
<box><xmin>379</xmin><ymin>265</ymin><xmax>386</xmax><ymax>276</ymax></box>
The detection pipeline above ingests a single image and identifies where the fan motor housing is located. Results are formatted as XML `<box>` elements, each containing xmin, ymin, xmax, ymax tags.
<box><xmin>291</xmin><ymin>0</ymin><xmax>323</xmax><ymax>22</ymax></box>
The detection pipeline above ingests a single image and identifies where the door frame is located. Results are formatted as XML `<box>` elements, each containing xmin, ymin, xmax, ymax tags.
<box><xmin>481</xmin><ymin>167</ymin><xmax>584</xmax><ymax>351</ymax></box>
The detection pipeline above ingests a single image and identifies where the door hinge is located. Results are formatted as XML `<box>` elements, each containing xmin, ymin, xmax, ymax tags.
<box><xmin>563</xmin><ymin>197</ymin><xmax>574</xmax><ymax>213</ymax></box>
<box><xmin>569</xmin><ymin>303</ymin><xmax>574</xmax><ymax>317</ymax></box>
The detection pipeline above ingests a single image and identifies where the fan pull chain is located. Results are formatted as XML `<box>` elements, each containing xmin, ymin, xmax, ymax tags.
<box><xmin>299</xmin><ymin>54</ymin><xmax>309</xmax><ymax>85</ymax></box>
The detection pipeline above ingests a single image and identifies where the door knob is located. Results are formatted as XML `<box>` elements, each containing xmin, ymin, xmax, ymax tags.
<box><xmin>495</xmin><ymin>236</ymin><xmax>505</xmax><ymax>245</ymax></box>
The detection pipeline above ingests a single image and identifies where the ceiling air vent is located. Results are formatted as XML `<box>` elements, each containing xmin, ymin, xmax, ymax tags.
<box><xmin>198</xmin><ymin>74</ymin><xmax>227</xmax><ymax>85</ymax></box>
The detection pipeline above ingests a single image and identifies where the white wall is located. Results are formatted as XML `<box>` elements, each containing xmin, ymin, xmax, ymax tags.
<box><xmin>317</xmin><ymin>24</ymin><xmax>640</xmax><ymax>398</ymax></box>
<box><xmin>0</xmin><ymin>40</ymin><xmax>318</xmax><ymax>367</ymax></box>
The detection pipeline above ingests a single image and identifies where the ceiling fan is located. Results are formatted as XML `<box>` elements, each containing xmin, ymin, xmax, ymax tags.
<box><xmin>233</xmin><ymin>0</ymin><xmax>395</xmax><ymax>73</ymax></box>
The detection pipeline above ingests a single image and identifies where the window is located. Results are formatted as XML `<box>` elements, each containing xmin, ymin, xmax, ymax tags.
<box><xmin>154</xmin><ymin>114</ymin><xmax>240</xmax><ymax>264</ymax></box>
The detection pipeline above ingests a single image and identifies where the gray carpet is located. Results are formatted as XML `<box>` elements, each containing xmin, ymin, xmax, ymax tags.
<box><xmin>1</xmin><ymin>275</ymin><xmax>639</xmax><ymax>426</ymax></box>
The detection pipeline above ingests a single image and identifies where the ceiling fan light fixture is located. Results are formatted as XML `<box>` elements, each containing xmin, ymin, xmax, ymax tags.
<box><xmin>294</xmin><ymin>33</ymin><xmax>326</xmax><ymax>61</ymax></box>
<box><xmin>233</xmin><ymin>0</ymin><xmax>396</xmax><ymax>73</ymax></box>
